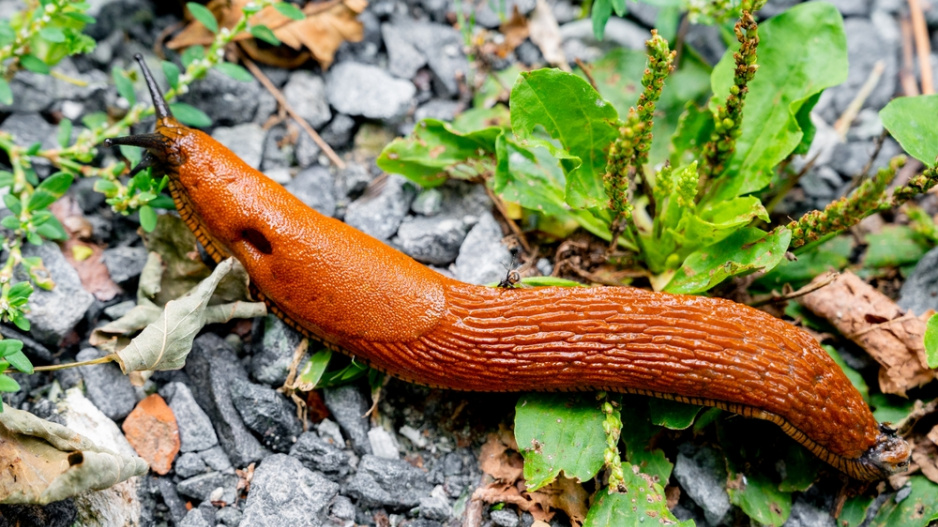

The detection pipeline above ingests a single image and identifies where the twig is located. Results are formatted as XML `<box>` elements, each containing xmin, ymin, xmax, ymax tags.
<box><xmin>749</xmin><ymin>271</ymin><xmax>838</xmax><ymax>307</ymax></box>
<box><xmin>575</xmin><ymin>57</ymin><xmax>599</xmax><ymax>92</ymax></box>
<box><xmin>900</xmin><ymin>17</ymin><xmax>921</xmax><ymax>96</ymax></box>
<box><xmin>833</xmin><ymin>60</ymin><xmax>885</xmax><ymax>139</ymax></box>
<box><xmin>909</xmin><ymin>0</ymin><xmax>934</xmax><ymax>94</ymax></box>
<box><xmin>482</xmin><ymin>184</ymin><xmax>532</xmax><ymax>253</ymax></box>
<box><xmin>236</xmin><ymin>50</ymin><xmax>346</xmax><ymax>169</ymax></box>
<box><xmin>847</xmin><ymin>130</ymin><xmax>888</xmax><ymax>193</ymax></box>
<box><xmin>33</xmin><ymin>354</ymin><xmax>115</xmax><ymax>372</ymax></box>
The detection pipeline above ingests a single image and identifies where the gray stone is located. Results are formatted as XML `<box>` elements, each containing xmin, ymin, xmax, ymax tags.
<box><xmin>449</xmin><ymin>0</ymin><xmax>536</xmax><ymax>28</ymax></box>
<box><xmin>414</xmin><ymin>99</ymin><xmax>461</xmax><ymax>122</ymax></box>
<box><xmin>175</xmin><ymin>452</ymin><xmax>208</xmax><ymax>478</ymax></box>
<box><xmin>0</xmin><ymin>62</ymin><xmax>108</xmax><ymax>114</ymax></box>
<box><xmin>178</xmin><ymin>508</ymin><xmax>210</xmax><ymax>527</ymax></box>
<box><xmin>296</xmin><ymin>131</ymin><xmax>322</xmax><ymax>168</ymax></box>
<box><xmin>383</xmin><ymin>23</ymin><xmax>427</xmax><ymax>79</ymax></box>
<box><xmin>327</xmin><ymin>62</ymin><xmax>416</xmax><ymax>120</ymax></box>
<box><xmin>176</xmin><ymin>471</ymin><xmax>239</xmax><ymax>504</ymax></box>
<box><xmin>250</xmin><ymin>315</ymin><xmax>305</xmax><ymax>387</ymax></box>
<box><xmin>286</xmin><ymin>166</ymin><xmax>337</xmax><ymax>217</ymax></box>
<box><xmin>199</xmin><ymin>445</ymin><xmax>233</xmax><ymax>473</ymax></box>
<box><xmin>261</xmin><ymin>124</ymin><xmax>295</xmax><ymax>170</ymax></box>
<box><xmin>490</xmin><ymin>508</ymin><xmax>519</xmax><ymax>527</ymax></box>
<box><xmin>336</xmin><ymin>161</ymin><xmax>374</xmax><ymax>199</ymax></box>
<box><xmin>347</xmin><ymin>455</ymin><xmax>433</xmax><ymax>509</ymax></box>
<box><xmin>329</xmin><ymin>495</ymin><xmax>356</xmax><ymax>521</ymax></box>
<box><xmin>516</xmin><ymin>40</ymin><xmax>545</xmax><ymax>66</ymax></box>
<box><xmin>323</xmin><ymin>384</ymin><xmax>372</xmax><ymax>455</ymax></box>
<box><xmin>800</xmin><ymin>166</ymin><xmax>841</xmax><ymax>200</ymax></box>
<box><xmin>166</xmin><ymin>382</ymin><xmax>218</xmax><ymax>453</ymax></box>
<box><xmin>784</xmin><ymin>498</ymin><xmax>835</xmax><ymax>527</ymax></box>
<box><xmin>241</xmin><ymin>454</ymin><xmax>340</xmax><ymax>527</ymax></box>
<box><xmin>229</xmin><ymin>377</ymin><xmax>302</xmax><ymax>452</ymax></box>
<box><xmin>899</xmin><ymin>246</ymin><xmax>938</xmax><ymax>315</ymax></box>
<box><xmin>819</xmin><ymin>0</ymin><xmax>871</xmax><ymax>17</ymax></box>
<box><xmin>157</xmin><ymin>476</ymin><xmax>189</xmax><ymax>524</ymax></box>
<box><xmin>317</xmin><ymin>419</ymin><xmax>345</xmax><ymax>446</ymax></box>
<box><xmin>412</xmin><ymin>188</ymin><xmax>444</xmax><ymax>216</ymax></box>
<box><xmin>0</xmin><ymin>113</ymin><xmax>57</xmax><ymax>150</ymax></box>
<box><xmin>184</xmin><ymin>334</ymin><xmax>268</xmax><ymax>467</ymax></box>
<box><xmin>393</xmin><ymin>216</ymin><xmax>469</xmax><ymax>265</ymax></box>
<box><xmin>344</xmin><ymin>174</ymin><xmax>415</xmax><ymax>241</ymax></box>
<box><xmin>283</xmin><ymin>71</ymin><xmax>332</xmax><ymax>129</ymax></box>
<box><xmin>321</xmin><ymin>114</ymin><xmax>357</xmax><ymax>148</ymax></box>
<box><xmin>102</xmin><ymin>246</ymin><xmax>148</xmax><ymax>287</ymax></box>
<box><xmin>73</xmin><ymin>348</ymin><xmax>137</xmax><ymax>421</ymax></box>
<box><xmin>455</xmin><ymin>212</ymin><xmax>512</xmax><ymax>285</ymax></box>
<box><xmin>368</xmin><ymin>427</ymin><xmax>400</xmax><ymax>459</ymax></box>
<box><xmin>828</xmin><ymin>139</ymin><xmax>901</xmax><ymax>178</ymax></box>
<box><xmin>179</xmin><ymin>67</ymin><xmax>267</xmax><ymax>125</ymax></box>
<box><xmin>289</xmin><ymin>431</ymin><xmax>350</xmax><ymax>477</ymax></box>
<box><xmin>212</xmin><ymin>123</ymin><xmax>266</xmax><ymax>169</ymax></box>
<box><xmin>418</xmin><ymin>486</ymin><xmax>452</xmax><ymax>521</ymax></box>
<box><xmin>214</xmin><ymin>506</ymin><xmax>243</xmax><ymax>527</ymax></box>
<box><xmin>560</xmin><ymin>18</ymin><xmax>649</xmax><ymax>50</ymax></box>
<box><xmin>389</xmin><ymin>21</ymin><xmax>468</xmax><ymax>96</ymax></box>
<box><xmin>672</xmin><ymin>445</ymin><xmax>731</xmax><ymax>525</ymax></box>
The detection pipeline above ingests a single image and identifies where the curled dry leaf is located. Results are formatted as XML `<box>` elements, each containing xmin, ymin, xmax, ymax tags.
<box><xmin>474</xmin><ymin>429</ymin><xmax>589</xmax><ymax>526</ymax></box>
<box><xmin>167</xmin><ymin>0</ymin><xmax>366</xmax><ymax>69</ymax></box>
<box><xmin>51</xmin><ymin>197</ymin><xmax>121</xmax><ymax>301</ymax></box>
<box><xmin>528</xmin><ymin>0</ymin><xmax>566</xmax><ymax>68</ymax></box>
<box><xmin>798</xmin><ymin>271</ymin><xmax>936</xmax><ymax>396</ymax></box>
<box><xmin>0</xmin><ymin>406</ymin><xmax>148</xmax><ymax>504</ymax></box>
<box><xmin>114</xmin><ymin>258</ymin><xmax>266</xmax><ymax>373</ymax></box>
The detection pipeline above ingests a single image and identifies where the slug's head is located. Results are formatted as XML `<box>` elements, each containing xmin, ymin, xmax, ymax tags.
<box><xmin>103</xmin><ymin>54</ymin><xmax>189</xmax><ymax>176</ymax></box>
<box><xmin>854</xmin><ymin>424</ymin><xmax>910</xmax><ymax>480</ymax></box>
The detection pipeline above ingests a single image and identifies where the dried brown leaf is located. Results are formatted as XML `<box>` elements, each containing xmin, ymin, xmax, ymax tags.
<box><xmin>50</xmin><ymin>197</ymin><xmax>121</xmax><ymax>301</ymax></box>
<box><xmin>911</xmin><ymin>436</ymin><xmax>938</xmax><ymax>484</ymax></box>
<box><xmin>799</xmin><ymin>271</ymin><xmax>936</xmax><ymax>396</ymax></box>
<box><xmin>528</xmin><ymin>0</ymin><xmax>566</xmax><ymax>67</ymax></box>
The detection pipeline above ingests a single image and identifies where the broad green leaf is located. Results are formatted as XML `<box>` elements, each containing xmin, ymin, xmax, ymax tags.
<box><xmin>870</xmin><ymin>393</ymin><xmax>915</xmax><ymax>424</ymax></box>
<box><xmin>169</xmin><ymin>103</ymin><xmax>212</xmax><ymax>128</ymax></box>
<box><xmin>39</xmin><ymin>27</ymin><xmax>65</xmax><ymax>43</ymax></box>
<box><xmin>924</xmin><ymin>314</ymin><xmax>938</xmax><ymax>368</ymax></box>
<box><xmin>493</xmin><ymin>135</ymin><xmax>569</xmax><ymax>218</ymax></box>
<box><xmin>718</xmin><ymin>420</ymin><xmax>792</xmax><ymax>526</ymax></box>
<box><xmin>648</xmin><ymin>398</ymin><xmax>701</xmax><ymax>430</ymax></box>
<box><xmin>728</xmin><ymin>469</ymin><xmax>791</xmax><ymax>526</ymax></box>
<box><xmin>451</xmin><ymin>105</ymin><xmax>510</xmax><ymax>133</ymax></box>
<box><xmin>839</xmin><ymin>495</ymin><xmax>874</xmax><ymax>527</ymax></box>
<box><xmin>377</xmin><ymin>119</ymin><xmax>502</xmax><ymax>187</ymax></box>
<box><xmin>665</xmin><ymin>226</ymin><xmax>791</xmax><ymax>294</ymax></box>
<box><xmin>618</xmin><ymin>401</ymin><xmax>672</xmax><ymax>482</ymax></box>
<box><xmin>0</xmin><ymin>78</ymin><xmax>11</xmax><ymax>105</ymax></box>
<box><xmin>215</xmin><ymin>62</ymin><xmax>253</xmax><ymax>82</ymax></box>
<box><xmin>20</xmin><ymin>54</ymin><xmax>50</xmax><ymax>74</ymax></box>
<box><xmin>582</xmin><ymin>465</ymin><xmax>692</xmax><ymax>527</ymax></box>
<box><xmin>581</xmin><ymin>47</ymin><xmax>711</xmax><ymax>169</ymax></box>
<box><xmin>186</xmin><ymin>2</ymin><xmax>218</xmax><ymax>33</ymax></box>
<box><xmin>870</xmin><ymin>476</ymin><xmax>938</xmax><ymax>527</ymax></box>
<box><xmin>274</xmin><ymin>2</ymin><xmax>305</xmax><ymax>20</ymax></box>
<box><xmin>775</xmin><ymin>442</ymin><xmax>818</xmax><ymax>492</ymax></box>
<box><xmin>708</xmin><ymin>2</ymin><xmax>847</xmax><ymax>201</ymax></box>
<box><xmin>27</xmin><ymin>172</ymin><xmax>73</xmax><ymax>212</ymax></box>
<box><xmin>250</xmin><ymin>25</ymin><xmax>280</xmax><ymax>46</ymax></box>
<box><xmin>864</xmin><ymin>225</ymin><xmax>929</xmax><ymax>269</ymax></box>
<box><xmin>294</xmin><ymin>349</ymin><xmax>332</xmax><ymax>390</ymax></box>
<box><xmin>161</xmin><ymin>61</ymin><xmax>181</xmax><ymax>89</ymax></box>
<box><xmin>510</xmin><ymin>69</ymin><xmax>619</xmax><ymax>209</ymax></box>
<box><xmin>881</xmin><ymin>95</ymin><xmax>938</xmax><ymax>166</ymax></box>
<box><xmin>514</xmin><ymin>393</ymin><xmax>606</xmax><ymax>491</ymax></box>
<box><xmin>756</xmin><ymin>235</ymin><xmax>852</xmax><ymax>289</ymax></box>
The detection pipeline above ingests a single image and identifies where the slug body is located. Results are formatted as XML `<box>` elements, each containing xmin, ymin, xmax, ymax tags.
<box><xmin>108</xmin><ymin>56</ymin><xmax>910</xmax><ymax>481</ymax></box>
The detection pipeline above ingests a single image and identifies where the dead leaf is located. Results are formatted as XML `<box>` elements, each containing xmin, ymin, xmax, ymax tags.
<box><xmin>167</xmin><ymin>0</ymin><xmax>366</xmax><ymax>69</ymax></box>
<box><xmin>495</xmin><ymin>7</ymin><xmax>529</xmax><ymax>58</ymax></box>
<box><xmin>50</xmin><ymin>197</ymin><xmax>121</xmax><ymax>302</ymax></box>
<box><xmin>528</xmin><ymin>0</ymin><xmax>566</xmax><ymax>68</ymax></box>
<box><xmin>912</xmin><ymin>436</ymin><xmax>938</xmax><ymax>484</ymax></box>
<box><xmin>0</xmin><ymin>406</ymin><xmax>148</xmax><ymax>504</ymax></box>
<box><xmin>799</xmin><ymin>271</ymin><xmax>936</xmax><ymax>396</ymax></box>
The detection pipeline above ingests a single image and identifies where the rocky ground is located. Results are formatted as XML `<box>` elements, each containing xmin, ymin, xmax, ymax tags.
<box><xmin>0</xmin><ymin>0</ymin><xmax>937</xmax><ymax>526</ymax></box>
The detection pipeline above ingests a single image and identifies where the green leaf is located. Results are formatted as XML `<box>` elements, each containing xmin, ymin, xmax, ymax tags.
<box><xmin>56</xmin><ymin>118</ymin><xmax>73</xmax><ymax>148</ymax></box>
<box><xmin>10</xmin><ymin>312</ymin><xmax>30</xmax><ymax>331</ymax></box>
<box><xmin>64</xmin><ymin>11</ymin><xmax>96</xmax><ymax>24</ymax></box>
<box><xmin>708</xmin><ymin>2</ymin><xmax>848</xmax><ymax>201</ymax></box>
<box><xmin>510</xmin><ymin>69</ymin><xmax>619</xmax><ymax>209</ymax></box>
<box><xmin>870</xmin><ymin>476</ymin><xmax>938</xmax><ymax>527</ymax></box>
<box><xmin>647</xmin><ymin>398</ymin><xmax>701</xmax><ymax>430</ymax></box>
<box><xmin>1</xmin><ymin>216</ymin><xmax>20</xmax><ymax>229</ymax></box>
<box><xmin>493</xmin><ymin>135</ymin><xmax>570</xmax><ymax>218</ymax></box>
<box><xmin>295</xmin><ymin>349</ymin><xmax>333</xmax><ymax>390</ymax></box>
<box><xmin>590</xmin><ymin>0</ymin><xmax>613</xmax><ymax>40</ymax></box>
<box><xmin>20</xmin><ymin>54</ymin><xmax>50</xmax><ymax>74</ymax></box>
<box><xmin>618</xmin><ymin>401</ymin><xmax>673</xmax><ymax>482</ymax></box>
<box><xmin>839</xmin><ymin>495</ymin><xmax>874</xmax><ymax>527</ymax></box>
<box><xmin>35</xmin><ymin>217</ymin><xmax>67</xmax><ymax>240</ymax></box>
<box><xmin>864</xmin><ymin>225</ymin><xmax>929</xmax><ymax>269</ymax></box>
<box><xmin>81</xmin><ymin>111</ymin><xmax>108</xmax><ymax>129</ymax></box>
<box><xmin>665</xmin><ymin>227</ymin><xmax>792</xmax><ymax>294</ymax></box>
<box><xmin>583</xmin><ymin>466</ymin><xmax>692</xmax><ymax>527</ymax></box>
<box><xmin>27</xmin><ymin>172</ymin><xmax>74</xmax><ymax>212</ymax></box>
<box><xmin>138</xmin><ymin>205</ymin><xmax>157</xmax><ymax>232</ymax></box>
<box><xmin>0</xmin><ymin>78</ymin><xmax>12</xmax><ymax>105</ymax></box>
<box><xmin>473</xmin><ymin>65</ymin><xmax>522</xmax><ymax>108</ymax></box>
<box><xmin>756</xmin><ymin>235</ymin><xmax>852</xmax><ymax>290</ymax></box>
<box><xmin>0</xmin><ymin>171</ymin><xmax>12</xmax><ymax>188</ymax></box>
<box><xmin>870</xmin><ymin>393</ymin><xmax>915</xmax><ymax>424</ymax></box>
<box><xmin>0</xmin><ymin>373</ymin><xmax>20</xmax><ymax>392</ymax></box>
<box><xmin>93</xmin><ymin>178</ymin><xmax>119</xmax><ymax>197</ymax></box>
<box><xmin>169</xmin><ymin>103</ymin><xmax>212</xmax><ymax>128</ymax></box>
<box><xmin>3</xmin><ymin>193</ymin><xmax>22</xmax><ymax>215</ymax></box>
<box><xmin>8</xmin><ymin>281</ymin><xmax>33</xmax><ymax>302</ymax></box>
<box><xmin>111</xmin><ymin>66</ymin><xmax>136</xmax><ymax>106</ymax></box>
<box><xmin>0</xmin><ymin>340</ymin><xmax>23</xmax><ymax>358</ymax></box>
<box><xmin>187</xmin><ymin>2</ymin><xmax>218</xmax><ymax>33</ymax></box>
<box><xmin>215</xmin><ymin>62</ymin><xmax>253</xmax><ymax>82</ymax></box>
<box><xmin>39</xmin><ymin>26</ymin><xmax>65</xmax><ymax>43</ymax></box>
<box><xmin>377</xmin><ymin>118</ymin><xmax>502</xmax><ymax>187</ymax></box>
<box><xmin>180</xmin><ymin>45</ymin><xmax>204</xmax><ymax>68</ymax></box>
<box><xmin>514</xmin><ymin>393</ymin><xmax>606</xmax><ymax>491</ymax></box>
<box><xmin>881</xmin><ymin>95</ymin><xmax>938</xmax><ymax>166</ymax></box>
<box><xmin>274</xmin><ymin>2</ymin><xmax>305</xmax><ymax>20</ymax></box>
<box><xmin>250</xmin><ymin>25</ymin><xmax>281</xmax><ymax>46</ymax></box>
<box><xmin>5</xmin><ymin>350</ymin><xmax>32</xmax><ymax>374</ymax></box>
<box><xmin>925</xmin><ymin>314</ymin><xmax>938</xmax><ymax>369</ymax></box>
<box><xmin>161</xmin><ymin>61</ymin><xmax>181</xmax><ymax>89</ymax></box>
<box><xmin>729</xmin><ymin>469</ymin><xmax>791</xmax><ymax>526</ymax></box>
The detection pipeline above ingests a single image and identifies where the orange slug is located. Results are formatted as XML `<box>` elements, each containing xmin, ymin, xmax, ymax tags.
<box><xmin>106</xmin><ymin>55</ymin><xmax>910</xmax><ymax>481</ymax></box>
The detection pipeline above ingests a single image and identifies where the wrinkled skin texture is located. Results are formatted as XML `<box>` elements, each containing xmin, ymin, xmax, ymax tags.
<box><xmin>108</xmin><ymin>63</ymin><xmax>910</xmax><ymax>480</ymax></box>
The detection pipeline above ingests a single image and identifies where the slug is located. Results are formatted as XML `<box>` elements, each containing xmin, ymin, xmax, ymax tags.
<box><xmin>106</xmin><ymin>55</ymin><xmax>910</xmax><ymax>481</ymax></box>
